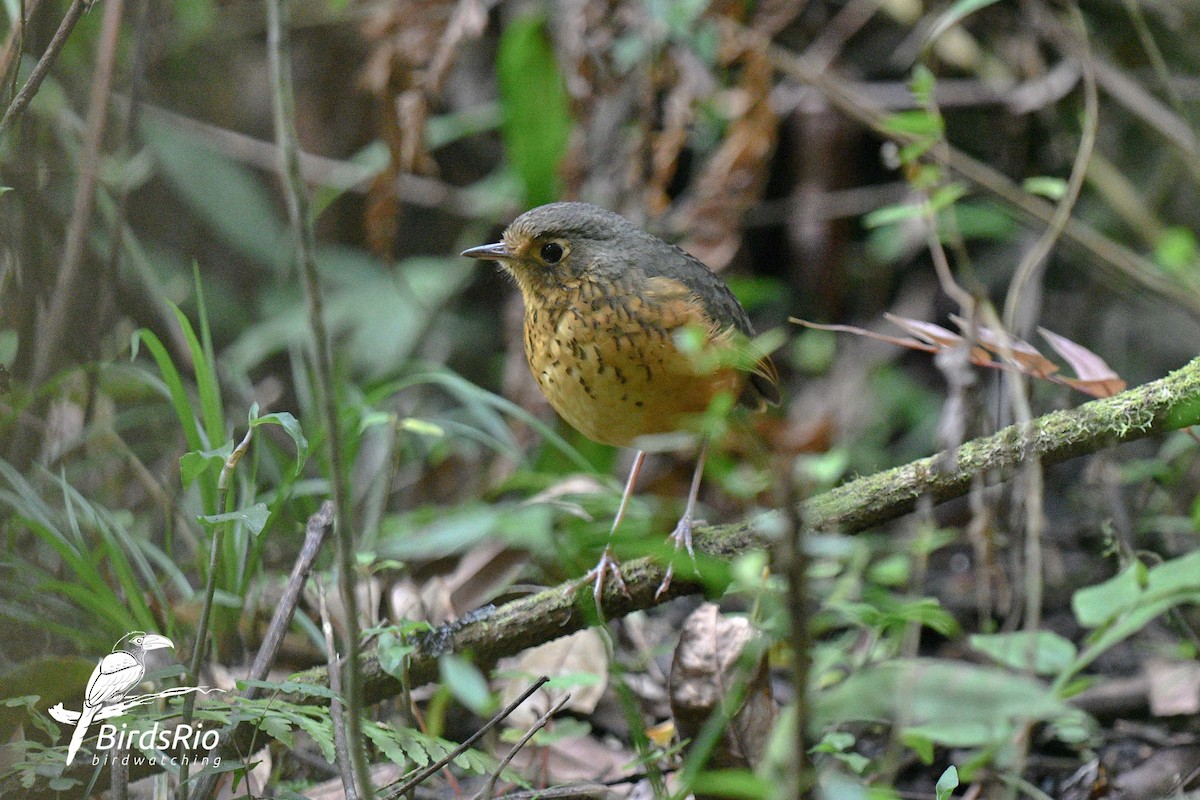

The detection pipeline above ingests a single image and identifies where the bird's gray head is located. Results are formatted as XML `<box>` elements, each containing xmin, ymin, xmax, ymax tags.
<box><xmin>461</xmin><ymin>202</ymin><xmax>656</xmax><ymax>294</ymax></box>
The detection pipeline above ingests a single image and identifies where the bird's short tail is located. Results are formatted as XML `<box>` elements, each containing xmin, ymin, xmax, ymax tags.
<box><xmin>65</xmin><ymin>705</ymin><xmax>96</xmax><ymax>765</ymax></box>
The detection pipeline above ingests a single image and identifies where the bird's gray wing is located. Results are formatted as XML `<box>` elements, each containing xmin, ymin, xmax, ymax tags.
<box><xmin>639</xmin><ymin>238</ymin><xmax>781</xmax><ymax>406</ymax></box>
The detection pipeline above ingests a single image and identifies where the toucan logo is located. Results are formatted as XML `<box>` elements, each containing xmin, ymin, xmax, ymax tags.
<box><xmin>49</xmin><ymin>632</ymin><xmax>221</xmax><ymax>766</ymax></box>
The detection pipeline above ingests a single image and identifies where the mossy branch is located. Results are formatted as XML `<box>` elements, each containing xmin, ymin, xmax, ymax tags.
<box><xmin>301</xmin><ymin>359</ymin><xmax>1200</xmax><ymax>707</ymax></box>
<box><xmin>252</xmin><ymin>359</ymin><xmax>1200</xmax><ymax>767</ymax></box>
<box><xmin>50</xmin><ymin>357</ymin><xmax>1200</xmax><ymax>793</ymax></box>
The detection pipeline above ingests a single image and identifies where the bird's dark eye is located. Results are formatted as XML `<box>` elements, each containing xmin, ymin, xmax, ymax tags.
<box><xmin>540</xmin><ymin>242</ymin><xmax>564</xmax><ymax>264</ymax></box>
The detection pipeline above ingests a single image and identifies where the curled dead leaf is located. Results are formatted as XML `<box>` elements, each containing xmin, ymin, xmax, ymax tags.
<box><xmin>793</xmin><ymin>314</ymin><xmax>1127</xmax><ymax>400</ymax></box>
<box><xmin>495</xmin><ymin>629</ymin><xmax>609</xmax><ymax>729</ymax></box>
<box><xmin>669</xmin><ymin>603</ymin><xmax>775</xmax><ymax>771</ymax></box>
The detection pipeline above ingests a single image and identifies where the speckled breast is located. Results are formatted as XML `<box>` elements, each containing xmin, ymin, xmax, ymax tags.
<box><xmin>522</xmin><ymin>276</ymin><xmax>742</xmax><ymax>448</ymax></box>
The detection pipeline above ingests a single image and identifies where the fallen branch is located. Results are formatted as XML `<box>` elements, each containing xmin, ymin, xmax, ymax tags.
<box><xmin>45</xmin><ymin>357</ymin><xmax>1200</xmax><ymax>795</ymax></box>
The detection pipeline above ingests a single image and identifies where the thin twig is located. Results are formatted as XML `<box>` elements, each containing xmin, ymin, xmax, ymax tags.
<box><xmin>784</xmin><ymin>469</ymin><xmax>814</xmax><ymax>796</ymax></box>
<box><xmin>320</xmin><ymin>581</ymin><xmax>359</xmax><ymax>800</ymax></box>
<box><xmin>378</xmin><ymin>676</ymin><xmax>551</xmax><ymax>800</ymax></box>
<box><xmin>1002</xmin><ymin>4</ymin><xmax>1099</xmax><ymax>334</ymax></box>
<box><xmin>0</xmin><ymin>0</ymin><xmax>88</xmax><ymax>136</ymax></box>
<box><xmin>0</xmin><ymin>0</ymin><xmax>44</xmax><ymax>106</ymax></box>
<box><xmin>264</xmin><ymin>0</ymin><xmax>371</xmax><ymax>797</ymax></box>
<box><xmin>474</xmin><ymin>692</ymin><xmax>571</xmax><ymax>800</ymax></box>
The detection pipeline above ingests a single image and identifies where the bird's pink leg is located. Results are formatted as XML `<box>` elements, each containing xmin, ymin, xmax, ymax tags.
<box><xmin>656</xmin><ymin>438</ymin><xmax>709</xmax><ymax>600</ymax></box>
<box><xmin>581</xmin><ymin>450</ymin><xmax>646</xmax><ymax>606</ymax></box>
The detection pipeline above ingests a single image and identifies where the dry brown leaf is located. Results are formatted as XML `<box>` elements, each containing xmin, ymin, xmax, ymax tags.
<box><xmin>1039</xmin><ymin>326</ymin><xmax>1127</xmax><ymax>398</ymax></box>
<box><xmin>310</xmin><ymin>573</ymin><xmax>383</xmax><ymax>635</ymax></box>
<box><xmin>1147</xmin><ymin>659</ymin><xmax>1200</xmax><ymax>717</ymax></box>
<box><xmin>389</xmin><ymin>574</ymin><xmax>454</xmax><ymax>627</ymax></box>
<box><xmin>669</xmin><ymin>603</ymin><xmax>775</xmax><ymax>770</ymax></box>
<box><xmin>501</xmin><ymin>727</ymin><xmax>634</xmax><ymax>784</ymax></box>
<box><xmin>495</xmin><ymin>629</ymin><xmax>609</xmax><ymax>728</ymax></box>
<box><xmin>949</xmin><ymin>314</ymin><xmax>1059</xmax><ymax>378</ymax></box>
<box><xmin>886</xmin><ymin>313</ymin><xmax>967</xmax><ymax>349</ymax></box>
<box><xmin>795</xmin><ymin>314</ymin><xmax>1127</xmax><ymax>400</ymax></box>
<box><xmin>359</xmin><ymin>0</ymin><xmax>482</xmax><ymax>256</ymax></box>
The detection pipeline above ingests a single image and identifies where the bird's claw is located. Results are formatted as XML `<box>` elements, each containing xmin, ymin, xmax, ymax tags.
<box><xmin>655</xmin><ymin>515</ymin><xmax>698</xmax><ymax>599</ymax></box>
<box><xmin>578</xmin><ymin>546</ymin><xmax>630</xmax><ymax>609</ymax></box>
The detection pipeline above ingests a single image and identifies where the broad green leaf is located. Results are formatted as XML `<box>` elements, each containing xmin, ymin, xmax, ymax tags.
<box><xmin>882</xmin><ymin>109</ymin><xmax>943</xmax><ymax>138</ymax></box>
<box><xmin>928</xmin><ymin>182</ymin><xmax>968</xmax><ymax>212</ymax></box>
<box><xmin>250</xmin><ymin>410</ymin><xmax>309</xmax><ymax>469</ymax></box>
<box><xmin>198</xmin><ymin>503</ymin><xmax>270</xmax><ymax>536</ymax></box>
<box><xmin>377</xmin><ymin>630</ymin><xmax>418</xmax><ymax>679</ymax></box>
<box><xmin>812</xmin><ymin>659</ymin><xmax>1089</xmax><ymax>747</ymax></box>
<box><xmin>863</xmin><ymin>202</ymin><xmax>925</xmax><ymax>229</ymax></box>
<box><xmin>1154</xmin><ymin>226</ymin><xmax>1199</xmax><ymax>274</ymax></box>
<box><xmin>909</xmin><ymin>65</ymin><xmax>937</xmax><ymax>106</ymax></box>
<box><xmin>143</xmin><ymin>119</ymin><xmax>288</xmax><ymax>270</ymax></box>
<box><xmin>439</xmin><ymin>654</ymin><xmax>496</xmax><ymax>716</ymax></box>
<box><xmin>180</xmin><ymin>442</ymin><xmax>234</xmax><ymax>489</ymax></box>
<box><xmin>968</xmin><ymin>631</ymin><xmax>1077</xmax><ymax>675</ymax></box>
<box><xmin>497</xmin><ymin>14</ymin><xmax>571</xmax><ymax>205</ymax></box>
<box><xmin>689</xmin><ymin>770</ymin><xmax>772</xmax><ymax>799</ymax></box>
<box><xmin>1072</xmin><ymin>562</ymin><xmax>1146</xmax><ymax>628</ymax></box>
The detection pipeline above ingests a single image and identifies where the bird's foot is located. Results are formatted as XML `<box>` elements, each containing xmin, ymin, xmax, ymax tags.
<box><xmin>577</xmin><ymin>545</ymin><xmax>630</xmax><ymax>609</ymax></box>
<box><xmin>655</xmin><ymin>515</ymin><xmax>698</xmax><ymax>600</ymax></box>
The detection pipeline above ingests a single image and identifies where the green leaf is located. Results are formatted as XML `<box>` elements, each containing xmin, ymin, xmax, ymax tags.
<box><xmin>399</xmin><ymin>418</ymin><xmax>446</xmax><ymax>438</ymax></box>
<box><xmin>928</xmin><ymin>182</ymin><xmax>968</xmax><ymax>212</ymax></box>
<box><xmin>497</xmin><ymin>14</ymin><xmax>571</xmax><ymax>205</ymax></box>
<box><xmin>250</xmin><ymin>410</ymin><xmax>309</xmax><ymax>469</ymax></box>
<box><xmin>688</xmin><ymin>770</ymin><xmax>772</xmax><ymax>799</ymax></box>
<box><xmin>1154</xmin><ymin>226</ymin><xmax>1199</xmax><ymax>274</ymax></box>
<box><xmin>378</xmin><ymin>630</ymin><xmax>418</xmax><ymax>679</ymax></box>
<box><xmin>968</xmin><ymin>631</ymin><xmax>1078</xmax><ymax>675</ymax></box>
<box><xmin>882</xmin><ymin>109</ymin><xmax>943</xmax><ymax>138</ymax></box>
<box><xmin>143</xmin><ymin>118</ymin><xmax>288</xmax><ymax>270</ymax></box>
<box><xmin>863</xmin><ymin>202</ymin><xmax>925</xmax><ymax>229</ymax></box>
<box><xmin>1022</xmin><ymin>176</ymin><xmax>1068</xmax><ymax>200</ymax></box>
<box><xmin>180</xmin><ymin>441</ymin><xmax>234</xmax><ymax>489</ymax></box>
<box><xmin>902</xmin><ymin>730</ymin><xmax>935</xmax><ymax>764</ymax></box>
<box><xmin>1072</xmin><ymin>562</ymin><xmax>1146</xmax><ymax>628</ymax></box>
<box><xmin>167</xmin><ymin>300</ymin><xmax>225</xmax><ymax>449</ymax></box>
<box><xmin>909</xmin><ymin>65</ymin><xmax>937</xmax><ymax>106</ymax></box>
<box><xmin>812</xmin><ymin>659</ymin><xmax>1090</xmax><ymax>748</ymax></box>
<box><xmin>439</xmin><ymin>654</ymin><xmax>496</xmax><ymax>716</ymax></box>
<box><xmin>811</xmin><ymin>731</ymin><xmax>856</xmax><ymax>753</ymax></box>
<box><xmin>935</xmin><ymin>765</ymin><xmax>959</xmax><ymax>800</ymax></box>
<box><xmin>132</xmin><ymin>328</ymin><xmax>203</xmax><ymax>451</ymax></box>
<box><xmin>198</xmin><ymin>503</ymin><xmax>270</xmax><ymax>536</ymax></box>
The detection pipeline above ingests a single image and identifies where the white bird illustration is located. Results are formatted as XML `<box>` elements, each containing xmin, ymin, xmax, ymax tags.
<box><xmin>65</xmin><ymin>632</ymin><xmax>174</xmax><ymax>765</ymax></box>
